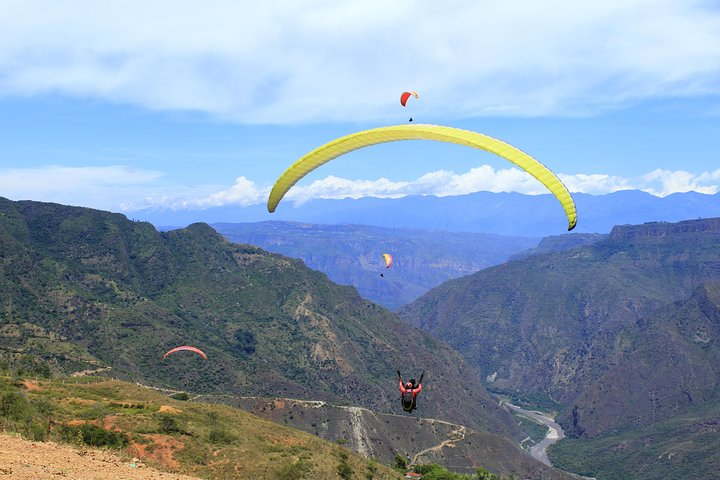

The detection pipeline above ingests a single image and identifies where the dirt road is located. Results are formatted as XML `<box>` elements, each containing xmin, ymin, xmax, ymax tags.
<box><xmin>411</xmin><ymin>424</ymin><xmax>467</xmax><ymax>465</ymax></box>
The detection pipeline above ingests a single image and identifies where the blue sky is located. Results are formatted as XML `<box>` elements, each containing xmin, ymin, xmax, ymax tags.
<box><xmin>1</xmin><ymin>0</ymin><xmax>719</xmax><ymax>213</ymax></box>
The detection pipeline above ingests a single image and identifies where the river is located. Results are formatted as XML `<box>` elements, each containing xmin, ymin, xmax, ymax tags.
<box><xmin>502</xmin><ymin>402</ymin><xmax>564</xmax><ymax>466</ymax></box>
<box><xmin>502</xmin><ymin>402</ymin><xmax>596</xmax><ymax>480</ymax></box>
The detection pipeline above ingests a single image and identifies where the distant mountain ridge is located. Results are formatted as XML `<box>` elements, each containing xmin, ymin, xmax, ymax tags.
<box><xmin>509</xmin><ymin>233</ymin><xmax>606</xmax><ymax>261</ymax></box>
<box><xmin>128</xmin><ymin>190</ymin><xmax>720</xmax><ymax>237</ymax></box>
<box><xmin>213</xmin><ymin>221</ymin><xmax>538</xmax><ymax>310</ymax></box>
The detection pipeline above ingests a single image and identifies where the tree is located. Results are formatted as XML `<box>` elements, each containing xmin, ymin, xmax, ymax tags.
<box><xmin>476</xmin><ymin>467</ymin><xmax>498</xmax><ymax>480</ymax></box>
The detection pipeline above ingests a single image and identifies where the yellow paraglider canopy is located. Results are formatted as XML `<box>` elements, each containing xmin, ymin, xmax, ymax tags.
<box><xmin>267</xmin><ymin>124</ymin><xmax>577</xmax><ymax>231</ymax></box>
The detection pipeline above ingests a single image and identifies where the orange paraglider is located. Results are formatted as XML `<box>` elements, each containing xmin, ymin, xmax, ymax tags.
<box><xmin>400</xmin><ymin>91</ymin><xmax>419</xmax><ymax>106</ymax></box>
<box><xmin>380</xmin><ymin>253</ymin><xmax>393</xmax><ymax>277</ymax></box>
<box><xmin>382</xmin><ymin>253</ymin><xmax>393</xmax><ymax>268</ymax></box>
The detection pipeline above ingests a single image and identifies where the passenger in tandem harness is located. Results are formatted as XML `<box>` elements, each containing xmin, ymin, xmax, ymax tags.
<box><xmin>397</xmin><ymin>370</ymin><xmax>424</xmax><ymax>413</ymax></box>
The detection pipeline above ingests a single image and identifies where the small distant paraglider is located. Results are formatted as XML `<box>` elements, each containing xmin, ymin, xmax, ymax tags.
<box><xmin>382</xmin><ymin>253</ymin><xmax>393</xmax><ymax>269</ymax></box>
<box><xmin>380</xmin><ymin>253</ymin><xmax>393</xmax><ymax>277</ymax></box>
<box><xmin>162</xmin><ymin>345</ymin><xmax>208</xmax><ymax>361</ymax></box>
<box><xmin>400</xmin><ymin>91</ymin><xmax>419</xmax><ymax>122</ymax></box>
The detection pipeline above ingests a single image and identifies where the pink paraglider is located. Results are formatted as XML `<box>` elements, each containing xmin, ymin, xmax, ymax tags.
<box><xmin>162</xmin><ymin>345</ymin><xmax>208</xmax><ymax>361</ymax></box>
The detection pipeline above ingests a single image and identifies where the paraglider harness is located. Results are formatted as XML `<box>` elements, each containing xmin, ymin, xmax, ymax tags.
<box><xmin>398</xmin><ymin>371</ymin><xmax>424</xmax><ymax>413</ymax></box>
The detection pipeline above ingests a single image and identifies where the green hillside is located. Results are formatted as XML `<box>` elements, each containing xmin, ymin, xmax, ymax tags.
<box><xmin>549</xmin><ymin>400</ymin><xmax>720</xmax><ymax>480</ymax></box>
<box><xmin>557</xmin><ymin>282</ymin><xmax>720</xmax><ymax>438</ymax></box>
<box><xmin>0</xmin><ymin>374</ymin><xmax>402</xmax><ymax>479</ymax></box>
<box><xmin>400</xmin><ymin>218</ymin><xmax>720</xmax><ymax>478</ymax></box>
<box><xmin>0</xmin><ymin>197</ymin><xmax>519</xmax><ymax>431</ymax></box>
<box><xmin>400</xmin><ymin>218</ymin><xmax>720</xmax><ymax>408</ymax></box>
<box><xmin>203</xmin><ymin>395</ymin><xmax>576</xmax><ymax>479</ymax></box>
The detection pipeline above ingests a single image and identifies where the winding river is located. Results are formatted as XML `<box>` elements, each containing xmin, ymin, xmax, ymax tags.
<box><xmin>502</xmin><ymin>402</ymin><xmax>564</xmax><ymax>466</ymax></box>
<box><xmin>502</xmin><ymin>403</ymin><xmax>597</xmax><ymax>480</ymax></box>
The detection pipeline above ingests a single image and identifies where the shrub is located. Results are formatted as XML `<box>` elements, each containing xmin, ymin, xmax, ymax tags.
<box><xmin>0</xmin><ymin>391</ymin><xmax>28</xmax><ymax>420</ymax></box>
<box><xmin>232</xmin><ymin>329</ymin><xmax>256</xmax><ymax>356</ymax></box>
<box><xmin>414</xmin><ymin>464</ymin><xmax>442</xmax><ymax>474</ymax></box>
<box><xmin>208</xmin><ymin>428</ymin><xmax>236</xmax><ymax>444</ymax></box>
<box><xmin>157</xmin><ymin>414</ymin><xmax>181</xmax><ymax>434</ymax></box>
<box><xmin>365</xmin><ymin>459</ymin><xmax>378</xmax><ymax>480</ymax></box>
<box><xmin>277</xmin><ymin>458</ymin><xmax>313</xmax><ymax>480</ymax></box>
<box><xmin>476</xmin><ymin>467</ymin><xmax>497</xmax><ymax>479</ymax></box>
<box><xmin>337</xmin><ymin>461</ymin><xmax>353</xmax><ymax>480</ymax></box>
<box><xmin>58</xmin><ymin>423</ymin><xmax>129</xmax><ymax>449</ymax></box>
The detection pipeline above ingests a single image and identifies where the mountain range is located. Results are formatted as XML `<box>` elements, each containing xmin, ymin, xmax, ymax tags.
<box><xmin>5</xmin><ymin>194</ymin><xmax>720</xmax><ymax>478</ymax></box>
<box><xmin>127</xmin><ymin>190</ymin><xmax>720</xmax><ymax>237</ymax></box>
<box><xmin>213</xmin><ymin>221</ymin><xmax>538</xmax><ymax>310</ymax></box>
<box><xmin>0</xmin><ymin>196</ymin><xmax>569</xmax><ymax>477</ymax></box>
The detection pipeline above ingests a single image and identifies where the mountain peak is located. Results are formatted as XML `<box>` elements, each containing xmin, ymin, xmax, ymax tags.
<box><xmin>180</xmin><ymin>222</ymin><xmax>227</xmax><ymax>242</ymax></box>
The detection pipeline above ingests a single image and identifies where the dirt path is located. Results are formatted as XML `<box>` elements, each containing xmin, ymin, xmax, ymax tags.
<box><xmin>71</xmin><ymin>366</ymin><xmax>112</xmax><ymax>377</ymax></box>
<box><xmin>0</xmin><ymin>433</ymin><xmax>201</xmax><ymax>480</ymax></box>
<box><xmin>410</xmin><ymin>425</ymin><xmax>467</xmax><ymax>465</ymax></box>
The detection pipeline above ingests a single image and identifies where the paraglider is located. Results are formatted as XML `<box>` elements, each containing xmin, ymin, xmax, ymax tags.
<box><xmin>162</xmin><ymin>346</ymin><xmax>208</xmax><ymax>361</ymax></box>
<box><xmin>267</xmin><ymin>124</ymin><xmax>577</xmax><ymax>231</ymax></box>
<box><xmin>380</xmin><ymin>253</ymin><xmax>393</xmax><ymax>277</ymax></box>
<box><xmin>398</xmin><ymin>370</ymin><xmax>424</xmax><ymax>413</ymax></box>
<box><xmin>382</xmin><ymin>253</ymin><xmax>393</xmax><ymax>269</ymax></box>
<box><xmin>400</xmin><ymin>91</ymin><xmax>419</xmax><ymax>107</ymax></box>
<box><xmin>400</xmin><ymin>91</ymin><xmax>419</xmax><ymax>121</ymax></box>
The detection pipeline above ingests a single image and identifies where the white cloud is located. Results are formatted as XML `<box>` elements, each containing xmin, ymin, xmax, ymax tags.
<box><xmin>558</xmin><ymin>173</ymin><xmax>634</xmax><ymax>195</ymax></box>
<box><xmin>123</xmin><ymin>176</ymin><xmax>269</xmax><ymax>210</ymax></box>
<box><xmin>1</xmin><ymin>0</ymin><xmax>720</xmax><ymax>123</ymax></box>
<box><xmin>641</xmin><ymin>168</ymin><xmax>720</xmax><ymax>196</ymax></box>
<box><xmin>189</xmin><ymin>177</ymin><xmax>268</xmax><ymax>207</ymax></box>
<box><xmin>410</xmin><ymin>166</ymin><xmax>549</xmax><ymax>196</ymax></box>
<box><xmin>0</xmin><ymin>166</ymin><xmax>263</xmax><ymax>212</ymax></box>
<box><xmin>277</xmin><ymin>166</ymin><xmax>720</xmax><ymax>206</ymax></box>
<box><xmin>2</xmin><ymin>164</ymin><xmax>719</xmax><ymax>212</ymax></box>
<box><xmin>0</xmin><ymin>165</ymin><xmax>165</xmax><ymax>209</ymax></box>
<box><xmin>283</xmin><ymin>175</ymin><xmax>409</xmax><ymax>205</ymax></box>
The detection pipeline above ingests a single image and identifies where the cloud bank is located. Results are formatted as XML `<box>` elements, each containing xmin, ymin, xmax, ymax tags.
<box><xmin>1</xmin><ymin>0</ymin><xmax>720</xmax><ymax>122</ymax></box>
<box><xmin>2</xmin><ymin>164</ymin><xmax>717</xmax><ymax>212</ymax></box>
<box><xmin>279</xmin><ymin>167</ymin><xmax>720</xmax><ymax>206</ymax></box>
